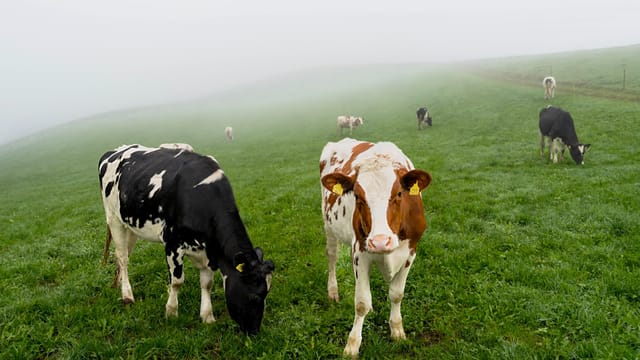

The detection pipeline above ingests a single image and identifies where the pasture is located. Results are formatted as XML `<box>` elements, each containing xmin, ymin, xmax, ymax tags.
<box><xmin>1</xmin><ymin>48</ymin><xmax>640</xmax><ymax>359</ymax></box>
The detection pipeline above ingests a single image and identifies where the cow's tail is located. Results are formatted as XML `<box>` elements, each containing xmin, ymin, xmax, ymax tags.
<box><xmin>102</xmin><ymin>225</ymin><xmax>112</xmax><ymax>266</ymax></box>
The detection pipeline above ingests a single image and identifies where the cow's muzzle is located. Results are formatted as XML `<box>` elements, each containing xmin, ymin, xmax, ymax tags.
<box><xmin>367</xmin><ymin>234</ymin><xmax>395</xmax><ymax>253</ymax></box>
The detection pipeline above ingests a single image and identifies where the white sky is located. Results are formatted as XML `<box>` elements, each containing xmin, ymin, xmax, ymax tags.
<box><xmin>1</xmin><ymin>0</ymin><xmax>639</xmax><ymax>144</ymax></box>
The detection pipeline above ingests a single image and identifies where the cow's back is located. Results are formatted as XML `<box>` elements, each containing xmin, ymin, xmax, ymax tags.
<box><xmin>99</xmin><ymin>145</ymin><xmax>228</xmax><ymax>242</ymax></box>
<box><xmin>539</xmin><ymin>106</ymin><xmax>577</xmax><ymax>145</ymax></box>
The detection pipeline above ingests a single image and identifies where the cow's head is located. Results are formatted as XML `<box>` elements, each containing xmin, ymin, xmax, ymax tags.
<box><xmin>322</xmin><ymin>167</ymin><xmax>432</xmax><ymax>253</ymax></box>
<box><xmin>569</xmin><ymin>143</ymin><xmax>591</xmax><ymax>165</ymax></box>
<box><xmin>426</xmin><ymin>115</ymin><xmax>433</xmax><ymax>127</ymax></box>
<box><xmin>225</xmin><ymin>247</ymin><xmax>274</xmax><ymax>335</ymax></box>
<box><xmin>353</xmin><ymin>117</ymin><xmax>364</xmax><ymax>126</ymax></box>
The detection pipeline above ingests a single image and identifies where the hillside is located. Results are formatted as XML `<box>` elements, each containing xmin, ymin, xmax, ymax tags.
<box><xmin>466</xmin><ymin>44</ymin><xmax>640</xmax><ymax>100</ymax></box>
<box><xmin>1</xmin><ymin>46</ymin><xmax>639</xmax><ymax>359</ymax></box>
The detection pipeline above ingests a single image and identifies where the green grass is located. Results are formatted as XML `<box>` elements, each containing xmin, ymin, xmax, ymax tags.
<box><xmin>1</xmin><ymin>47</ymin><xmax>640</xmax><ymax>359</ymax></box>
<box><xmin>469</xmin><ymin>44</ymin><xmax>640</xmax><ymax>100</ymax></box>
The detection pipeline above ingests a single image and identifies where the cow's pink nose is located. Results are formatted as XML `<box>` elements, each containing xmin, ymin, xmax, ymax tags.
<box><xmin>367</xmin><ymin>234</ymin><xmax>393</xmax><ymax>253</ymax></box>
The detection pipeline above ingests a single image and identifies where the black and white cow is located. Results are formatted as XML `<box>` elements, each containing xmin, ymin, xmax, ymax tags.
<box><xmin>98</xmin><ymin>144</ymin><xmax>274</xmax><ymax>335</ymax></box>
<box><xmin>416</xmin><ymin>107</ymin><xmax>432</xmax><ymax>129</ymax></box>
<box><xmin>539</xmin><ymin>106</ymin><xmax>590</xmax><ymax>165</ymax></box>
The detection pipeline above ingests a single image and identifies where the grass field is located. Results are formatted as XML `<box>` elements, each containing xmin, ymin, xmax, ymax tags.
<box><xmin>1</xmin><ymin>47</ymin><xmax>639</xmax><ymax>359</ymax></box>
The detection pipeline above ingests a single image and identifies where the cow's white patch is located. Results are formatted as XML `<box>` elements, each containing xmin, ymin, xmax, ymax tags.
<box><xmin>129</xmin><ymin>219</ymin><xmax>165</xmax><ymax>243</ymax></box>
<box><xmin>194</xmin><ymin>169</ymin><xmax>224</xmax><ymax>187</ymax></box>
<box><xmin>148</xmin><ymin>170</ymin><xmax>166</xmax><ymax>198</ymax></box>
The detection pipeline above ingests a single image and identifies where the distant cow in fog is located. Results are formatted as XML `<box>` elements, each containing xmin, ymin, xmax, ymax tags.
<box><xmin>225</xmin><ymin>127</ymin><xmax>234</xmax><ymax>141</ymax></box>
<box><xmin>336</xmin><ymin>115</ymin><xmax>364</xmax><ymax>136</ymax></box>
<box><xmin>539</xmin><ymin>105</ymin><xmax>590</xmax><ymax>165</ymax></box>
<box><xmin>159</xmin><ymin>143</ymin><xmax>194</xmax><ymax>152</ymax></box>
<box><xmin>416</xmin><ymin>107</ymin><xmax>432</xmax><ymax>129</ymax></box>
<box><xmin>543</xmin><ymin>76</ymin><xmax>556</xmax><ymax>100</ymax></box>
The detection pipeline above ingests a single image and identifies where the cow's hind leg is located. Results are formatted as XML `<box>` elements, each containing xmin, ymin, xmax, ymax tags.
<box><xmin>108</xmin><ymin>222</ymin><xmax>137</xmax><ymax>304</ymax></box>
<box><xmin>188</xmin><ymin>251</ymin><xmax>216</xmax><ymax>324</ymax></box>
<box><xmin>165</xmin><ymin>247</ymin><xmax>186</xmax><ymax>318</ymax></box>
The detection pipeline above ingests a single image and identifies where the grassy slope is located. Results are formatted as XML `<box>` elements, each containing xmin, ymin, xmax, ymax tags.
<box><xmin>1</xmin><ymin>48</ymin><xmax>639</xmax><ymax>359</ymax></box>
<box><xmin>469</xmin><ymin>44</ymin><xmax>640</xmax><ymax>100</ymax></box>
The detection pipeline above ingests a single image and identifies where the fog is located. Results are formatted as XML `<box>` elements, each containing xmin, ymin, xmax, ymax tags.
<box><xmin>1</xmin><ymin>0</ymin><xmax>638</xmax><ymax>144</ymax></box>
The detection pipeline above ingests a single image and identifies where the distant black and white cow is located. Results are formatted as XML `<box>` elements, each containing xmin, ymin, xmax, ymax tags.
<box><xmin>539</xmin><ymin>106</ymin><xmax>590</xmax><ymax>165</ymax></box>
<box><xmin>337</xmin><ymin>115</ymin><xmax>364</xmax><ymax>136</ymax></box>
<box><xmin>98</xmin><ymin>144</ymin><xmax>274</xmax><ymax>335</ymax></box>
<box><xmin>416</xmin><ymin>107</ymin><xmax>432</xmax><ymax>129</ymax></box>
<box><xmin>543</xmin><ymin>76</ymin><xmax>556</xmax><ymax>100</ymax></box>
<box><xmin>320</xmin><ymin>138</ymin><xmax>432</xmax><ymax>357</ymax></box>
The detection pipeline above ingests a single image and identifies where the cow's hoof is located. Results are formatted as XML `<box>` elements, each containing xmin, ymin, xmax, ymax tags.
<box><xmin>201</xmin><ymin>313</ymin><xmax>216</xmax><ymax>324</ymax></box>
<box><xmin>343</xmin><ymin>337</ymin><xmax>360</xmax><ymax>359</ymax></box>
<box><xmin>328</xmin><ymin>288</ymin><xmax>340</xmax><ymax>302</ymax></box>
<box><xmin>390</xmin><ymin>319</ymin><xmax>406</xmax><ymax>340</ymax></box>
<box><xmin>391</xmin><ymin>328</ymin><xmax>406</xmax><ymax>340</ymax></box>
<box><xmin>165</xmin><ymin>305</ymin><xmax>178</xmax><ymax>318</ymax></box>
<box><xmin>122</xmin><ymin>297</ymin><xmax>135</xmax><ymax>305</ymax></box>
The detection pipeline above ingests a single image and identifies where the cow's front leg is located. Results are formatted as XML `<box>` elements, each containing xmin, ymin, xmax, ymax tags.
<box><xmin>388</xmin><ymin>254</ymin><xmax>415</xmax><ymax>340</ymax></box>
<box><xmin>189</xmin><ymin>251</ymin><xmax>216</xmax><ymax>323</ymax></box>
<box><xmin>326</xmin><ymin>234</ymin><xmax>340</xmax><ymax>301</ymax></box>
<box><xmin>165</xmin><ymin>247</ymin><xmax>185</xmax><ymax>318</ymax></box>
<box><xmin>344</xmin><ymin>255</ymin><xmax>372</xmax><ymax>358</ymax></box>
<box><xmin>197</xmin><ymin>267</ymin><xmax>215</xmax><ymax>323</ymax></box>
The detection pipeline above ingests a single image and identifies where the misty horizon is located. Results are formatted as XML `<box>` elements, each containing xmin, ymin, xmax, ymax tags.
<box><xmin>2</xmin><ymin>0</ymin><xmax>639</xmax><ymax>144</ymax></box>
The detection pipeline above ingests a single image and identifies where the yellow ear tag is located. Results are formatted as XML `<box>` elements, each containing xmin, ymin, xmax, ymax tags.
<box><xmin>332</xmin><ymin>183</ymin><xmax>343</xmax><ymax>196</ymax></box>
<box><xmin>409</xmin><ymin>182</ymin><xmax>420</xmax><ymax>196</ymax></box>
<box><xmin>235</xmin><ymin>263</ymin><xmax>245</xmax><ymax>273</ymax></box>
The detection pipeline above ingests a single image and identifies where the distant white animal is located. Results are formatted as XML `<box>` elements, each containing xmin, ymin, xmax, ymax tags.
<box><xmin>225</xmin><ymin>126</ymin><xmax>234</xmax><ymax>141</ymax></box>
<box><xmin>543</xmin><ymin>76</ymin><xmax>556</xmax><ymax>100</ymax></box>
<box><xmin>336</xmin><ymin>115</ymin><xmax>364</xmax><ymax>136</ymax></box>
<box><xmin>159</xmin><ymin>143</ymin><xmax>194</xmax><ymax>152</ymax></box>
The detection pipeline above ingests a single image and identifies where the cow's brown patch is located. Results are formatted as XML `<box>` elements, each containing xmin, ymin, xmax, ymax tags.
<box><xmin>341</xmin><ymin>142</ymin><xmax>373</xmax><ymax>175</ymax></box>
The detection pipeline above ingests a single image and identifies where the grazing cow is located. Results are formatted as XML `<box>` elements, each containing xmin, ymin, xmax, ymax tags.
<box><xmin>159</xmin><ymin>143</ymin><xmax>194</xmax><ymax>152</ymax></box>
<box><xmin>319</xmin><ymin>138</ymin><xmax>432</xmax><ymax>357</ymax></box>
<box><xmin>225</xmin><ymin>126</ymin><xmax>234</xmax><ymax>141</ymax></box>
<box><xmin>337</xmin><ymin>115</ymin><xmax>364</xmax><ymax>136</ymax></box>
<box><xmin>543</xmin><ymin>76</ymin><xmax>556</xmax><ymax>100</ymax></box>
<box><xmin>539</xmin><ymin>106</ymin><xmax>590</xmax><ymax>164</ymax></box>
<box><xmin>98</xmin><ymin>144</ymin><xmax>274</xmax><ymax>335</ymax></box>
<box><xmin>416</xmin><ymin>107</ymin><xmax>432</xmax><ymax>129</ymax></box>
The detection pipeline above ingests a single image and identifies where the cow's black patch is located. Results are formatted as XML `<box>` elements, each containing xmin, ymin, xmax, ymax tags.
<box><xmin>104</xmin><ymin>181</ymin><xmax>114</xmax><ymax>197</ymax></box>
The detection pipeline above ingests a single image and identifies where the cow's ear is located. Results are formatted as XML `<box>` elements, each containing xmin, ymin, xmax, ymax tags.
<box><xmin>321</xmin><ymin>173</ymin><xmax>355</xmax><ymax>195</ymax></box>
<box><xmin>401</xmin><ymin>169</ymin><xmax>432</xmax><ymax>193</ymax></box>
<box><xmin>254</xmin><ymin>247</ymin><xmax>264</xmax><ymax>261</ymax></box>
<box><xmin>233</xmin><ymin>252</ymin><xmax>251</xmax><ymax>273</ymax></box>
<box><xmin>262</xmin><ymin>260</ymin><xmax>275</xmax><ymax>275</ymax></box>
<box><xmin>584</xmin><ymin>144</ymin><xmax>591</xmax><ymax>151</ymax></box>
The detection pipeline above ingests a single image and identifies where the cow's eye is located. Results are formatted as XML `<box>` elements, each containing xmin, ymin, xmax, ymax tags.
<box><xmin>397</xmin><ymin>192</ymin><xmax>402</xmax><ymax>197</ymax></box>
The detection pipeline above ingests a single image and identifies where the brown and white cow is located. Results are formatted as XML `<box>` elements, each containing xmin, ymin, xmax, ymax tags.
<box><xmin>319</xmin><ymin>138</ymin><xmax>432</xmax><ymax>357</ymax></box>
<box><xmin>337</xmin><ymin>115</ymin><xmax>364</xmax><ymax>136</ymax></box>
<box><xmin>543</xmin><ymin>76</ymin><xmax>556</xmax><ymax>100</ymax></box>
